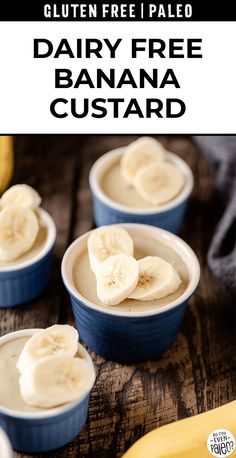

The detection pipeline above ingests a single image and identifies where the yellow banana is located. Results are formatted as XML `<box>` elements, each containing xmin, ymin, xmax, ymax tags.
<box><xmin>122</xmin><ymin>401</ymin><xmax>236</xmax><ymax>458</ymax></box>
<box><xmin>0</xmin><ymin>136</ymin><xmax>14</xmax><ymax>195</ymax></box>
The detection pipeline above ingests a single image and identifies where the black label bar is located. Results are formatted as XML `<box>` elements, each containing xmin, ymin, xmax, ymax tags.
<box><xmin>0</xmin><ymin>1</ymin><xmax>235</xmax><ymax>21</ymax></box>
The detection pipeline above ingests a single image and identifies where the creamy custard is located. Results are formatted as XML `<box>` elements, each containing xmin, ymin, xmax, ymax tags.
<box><xmin>0</xmin><ymin>337</ymin><xmax>42</xmax><ymax>412</ymax></box>
<box><xmin>0</xmin><ymin>217</ymin><xmax>48</xmax><ymax>268</ymax></box>
<box><xmin>0</xmin><ymin>337</ymin><xmax>87</xmax><ymax>412</ymax></box>
<box><xmin>100</xmin><ymin>159</ymin><xmax>185</xmax><ymax>208</ymax></box>
<box><xmin>73</xmin><ymin>236</ymin><xmax>189</xmax><ymax>313</ymax></box>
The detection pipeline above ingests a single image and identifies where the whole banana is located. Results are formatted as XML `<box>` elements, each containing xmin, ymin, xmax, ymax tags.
<box><xmin>0</xmin><ymin>136</ymin><xmax>14</xmax><ymax>195</ymax></box>
<box><xmin>122</xmin><ymin>401</ymin><xmax>236</xmax><ymax>458</ymax></box>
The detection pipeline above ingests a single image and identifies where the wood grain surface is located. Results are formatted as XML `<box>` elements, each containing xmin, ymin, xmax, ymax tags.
<box><xmin>0</xmin><ymin>135</ymin><xmax>235</xmax><ymax>458</ymax></box>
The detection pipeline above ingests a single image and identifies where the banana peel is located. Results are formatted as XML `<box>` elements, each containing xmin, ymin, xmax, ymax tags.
<box><xmin>122</xmin><ymin>401</ymin><xmax>236</xmax><ymax>458</ymax></box>
<box><xmin>0</xmin><ymin>136</ymin><xmax>14</xmax><ymax>195</ymax></box>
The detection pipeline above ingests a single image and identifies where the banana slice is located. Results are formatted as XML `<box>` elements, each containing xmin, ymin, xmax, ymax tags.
<box><xmin>134</xmin><ymin>162</ymin><xmax>184</xmax><ymax>206</ymax></box>
<box><xmin>0</xmin><ymin>184</ymin><xmax>41</xmax><ymax>210</ymax></box>
<box><xmin>17</xmin><ymin>325</ymin><xmax>79</xmax><ymax>374</ymax></box>
<box><xmin>0</xmin><ymin>205</ymin><xmax>39</xmax><ymax>262</ymax></box>
<box><xmin>96</xmin><ymin>254</ymin><xmax>139</xmax><ymax>306</ymax></box>
<box><xmin>120</xmin><ymin>137</ymin><xmax>165</xmax><ymax>185</ymax></box>
<box><xmin>19</xmin><ymin>353</ymin><xmax>91</xmax><ymax>408</ymax></box>
<box><xmin>129</xmin><ymin>256</ymin><xmax>181</xmax><ymax>301</ymax></box>
<box><xmin>88</xmin><ymin>226</ymin><xmax>134</xmax><ymax>276</ymax></box>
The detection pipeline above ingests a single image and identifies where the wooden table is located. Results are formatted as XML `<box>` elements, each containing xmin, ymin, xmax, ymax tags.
<box><xmin>0</xmin><ymin>135</ymin><xmax>235</xmax><ymax>458</ymax></box>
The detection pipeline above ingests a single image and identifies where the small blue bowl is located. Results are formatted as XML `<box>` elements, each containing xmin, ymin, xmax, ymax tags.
<box><xmin>0</xmin><ymin>329</ymin><xmax>96</xmax><ymax>453</ymax></box>
<box><xmin>89</xmin><ymin>147</ymin><xmax>193</xmax><ymax>233</ymax></box>
<box><xmin>62</xmin><ymin>224</ymin><xmax>200</xmax><ymax>363</ymax></box>
<box><xmin>0</xmin><ymin>209</ymin><xmax>56</xmax><ymax>308</ymax></box>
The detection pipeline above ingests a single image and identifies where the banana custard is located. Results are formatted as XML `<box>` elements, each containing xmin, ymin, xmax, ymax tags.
<box><xmin>0</xmin><ymin>184</ymin><xmax>47</xmax><ymax>266</ymax></box>
<box><xmin>0</xmin><ymin>325</ymin><xmax>94</xmax><ymax>411</ymax></box>
<box><xmin>73</xmin><ymin>226</ymin><xmax>189</xmax><ymax>312</ymax></box>
<box><xmin>101</xmin><ymin>137</ymin><xmax>185</xmax><ymax>208</ymax></box>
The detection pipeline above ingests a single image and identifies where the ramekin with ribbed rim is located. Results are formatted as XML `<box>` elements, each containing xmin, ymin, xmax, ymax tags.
<box><xmin>0</xmin><ymin>208</ymin><xmax>56</xmax><ymax>308</ymax></box>
<box><xmin>0</xmin><ymin>329</ymin><xmax>96</xmax><ymax>453</ymax></box>
<box><xmin>0</xmin><ymin>428</ymin><xmax>12</xmax><ymax>458</ymax></box>
<box><xmin>62</xmin><ymin>223</ymin><xmax>200</xmax><ymax>363</ymax></box>
<box><xmin>89</xmin><ymin>147</ymin><xmax>194</xmax><ymax>233</ymax></box>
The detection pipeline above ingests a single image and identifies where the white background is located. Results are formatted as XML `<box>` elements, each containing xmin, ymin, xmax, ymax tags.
<box><xmin>0</xmin><ymin>21</ymin><xmax>235</xmax><ymax>133</ymax></box>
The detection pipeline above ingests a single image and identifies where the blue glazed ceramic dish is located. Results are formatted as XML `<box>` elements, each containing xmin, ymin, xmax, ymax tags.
<box><xmin>0</xmin><ymin>209</ymin><xmax>56</xmax><ymax>308</ymax></box>
<box><xmin>0</xmin><ymin>329</ymin><xmax>96</xmax><ymax>453</ymax></box>
<box><xmin>89</xmin><ymin>147</ymin><xmax>193</xmax><ymax>233</ymax></box>
<box><xmin>62</xmin><ymin>224</ymin><xmax>200</xmax><ymax>363</ymax></box>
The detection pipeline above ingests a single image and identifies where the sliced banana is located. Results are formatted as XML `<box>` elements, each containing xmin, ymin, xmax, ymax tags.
<box><xmin>129</xmin><ymin>256</ymin><xmax>181</xmax><ymax>301</ymax></box>
<box><xmin>120</xmin><ymin>137</ymin><xmax>165</xmax><ymax>185</ymax></box>
<box><xmin>19</xmin><ymin>353</ymin><xmax>91</xmax><ymax>408</ymax></box>
<box><xmin>134</xmin><ymin>162</ymin><xmax>184</xmax><ymax>206</ymax></box>
<box><xmin>88</xmin><ymin>226</ymin><xmax>134</xmax><ymax>276</ymax></box>
<box><xmin>0</xmin><ymin>205</ymin><xmax>39</xmax><ymax>262</ymax></box>
<box><xmin>96</xmin><ymin>254</ymin><xmax>139</xmax><ymax>306</ymax></box>
<box><xmin>17</xmin><ymin>325</ymin><xmax>79</xmax><ymax>374</ymax></box>
<box><xmin>0</xmin><ymin>184</ymin><xmax>41</xmax><ymax>210</ymax></box>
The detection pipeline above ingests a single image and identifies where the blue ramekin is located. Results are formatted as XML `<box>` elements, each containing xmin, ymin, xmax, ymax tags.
<box><xmin>0</xmin><ymin>209</ymin><xmax>56</xmax><ymax>308</ymax></box>
<box><xmin>0</xmin><ymin>329</ymin><xmax>96</xmax><ymax>453</ymax></box>
<box><xmin>62</xmin><ymin>224</ymin><xmax>200</xmax><ymax>363</ymax></box>
<box><xmin>0</xmin><ymin>427</ymin><xmax>13</xmax><ymax>458</ymax></box>
<box><xmin>89</xmin><ymin>147</ymin><xmax>193</xmax><ymax>233</ymax></box>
